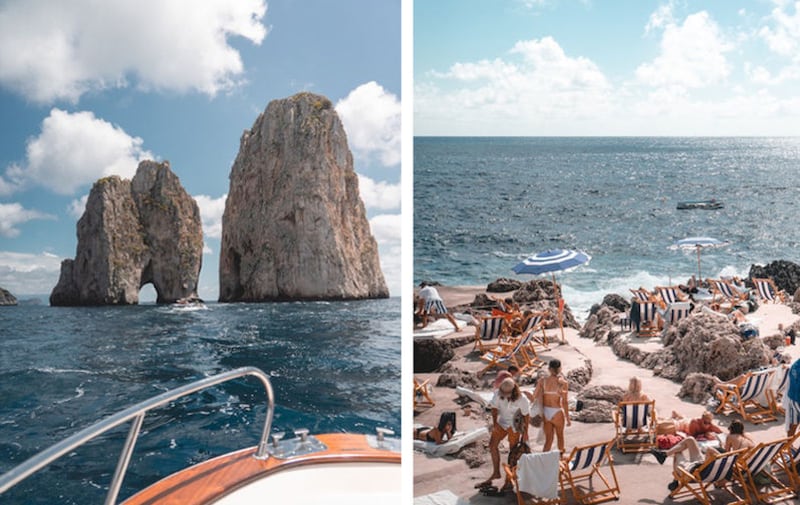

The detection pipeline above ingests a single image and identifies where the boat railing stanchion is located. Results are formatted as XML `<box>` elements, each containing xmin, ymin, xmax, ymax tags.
<box><xmin>105</xmin><ymin>413</ymin><xmax>145</xmax><ymax>505</ymax></box>
<box><xmin>376</xmin><ymin>427</ymin><xmax>394</xmax><ymax>448</ymax></box>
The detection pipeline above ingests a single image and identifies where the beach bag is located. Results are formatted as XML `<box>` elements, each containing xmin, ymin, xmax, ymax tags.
<box><xmin>656</xmin><ymin>433</ymin><xmax>684</xmax><ymax>450</ymax></box>
<box><xmin>508</xmin><ymin>440</ymin><xmax>531</xmax><ymax>467</ymax></box>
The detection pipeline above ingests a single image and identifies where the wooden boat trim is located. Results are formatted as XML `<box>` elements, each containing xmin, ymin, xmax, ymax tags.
<box><xmin>121</xmin><ymin>433</ymin><xmax>400</xmax><ymax>505</ymax></box>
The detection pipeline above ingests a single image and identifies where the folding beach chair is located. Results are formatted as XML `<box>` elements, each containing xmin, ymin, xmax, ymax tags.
<box><xmin>478</xmin><ymin>331</ymin><xmax>542</xmax><ymax>377</ymax></box>
<box><xmin>668</xmin><ymin>448</ymin><xmax>745</xmax><ymax>505</ymax></box>
<box><xmin>662</xmin><ymin>301</ymin><xmax>691</xmax><ymax>332</ymax></box>
<box><xmin>708</xmin><ymin>278</ymin><xmax>748</xmax><ymax>306</ymax></box>
<box><xmin>413</xmin><ymin>377</ymin><xmax>435</xmax><ymax>409</ymax></box>
<box><xmin>766</xmin><ymin>364</ymin><xmax>790</xmax><ymax>416</ymax></box>
<box><xmin>629</xmin><ymin>288</ymin><xmax>654</xmax><ymax>303</ymax></box>
<box><xmin>734</xmin><ymin>438</ymin><xmax>796</xmax><ymax>504</ymax></box>
<box><xmin>503</xmin><ymin>451</ymin><xmax>565</xmax><ymax>505</ymax></box>
<box><xmin>633</xmin><ymin>301</ymin><xmax>659</xmax><ymax>337</ymax></box>
<box><xmin>473</xmin><ymin>316</ymin><xmax>506</xmax><ymax>353</ymax></box>
<box><xmin>560</xmin><ymin>439</ymin><xmax>620</xmax><ymax>505</ymax></box>
<box><xmin>772</xmin><ymin>431</ymin><xmax>800</xmax><ymax>491</ymax></box>
<box><xmin>714</xmin><ymin>368</ymin><xmax>777</xmax><ymax>424</ymax></box>
<box><xmin>753</xmin><ymin>277</ymin><xmax>786</xmax><ymax>304</ymax></box>
<box><xmin>613</xmin><ymin>400</ymin><xmax>657</xmax><ymax>453</ymax></box>
<box><xmin>655</xmin><ymin>285</ymin><xmax>688</xmax><ymax>309</ymax></box>
<box><xmin>522</xmin><ymin>311</ymin><xmax>550</xmax><ymax>352</ymax></box>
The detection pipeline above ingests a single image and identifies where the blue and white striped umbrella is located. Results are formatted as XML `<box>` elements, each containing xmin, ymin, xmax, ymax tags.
<box><xmin>512</xmin><ymin>249</ymin><xmax>592</xmax><ymax>276</ymax></box>
<box><xmin>668</xmin><ymin>236</ymin><xmax>730</xmax><ymax>279</ymax></box>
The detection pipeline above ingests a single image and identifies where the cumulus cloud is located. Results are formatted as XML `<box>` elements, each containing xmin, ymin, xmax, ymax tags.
<box><xmin>369</xmin><ymin>213</ymin><xmax>401</xmax><ymax>297</ymax></box>
<box><xmin>0</xmin><ymin>203</ymin><xmax>54</xmax><ymax>237</ymax></box>
<box><xmin>357</xmin><ymin>174</ymin><xmax>400</xmax><ymax>211</ymax></box>
<box><xmin>759</xmin><ymin>1</ymin><xmax>800</xmax><ymax>58</ymax></box>
<box><xmin>0</xmin><ymin>0</ymin><xmax>267</xmax><ymax>103</ymax></box>
<box><xmin>336</xmin><ymin>82</ymin><xmax>401</xmax><ymax>167</ymax></box>
<box><xmin>193</xmin><ymin>194</ymin><xmax>227</xmax><ymax>239</ymax></box>
<box><xmin>0</xmin><ymin>251</ymin><xmax>63</xmax><ymax>296</ymax></box>
<box><xmin>3</xmin><ymin>108</ymin><xmax>152</xmax><ymax>196</ymax></box>
<box><xmin>68</xmin><ymin>194</ymin><xmax>89</xmax><ymax>219</ymax></box>
<box><xmin>636</xmin><ymin>11</ymin><xmax>732</xmax><ymax>89</ymax></box>
<box><xmin>415</xmin><ymin>36</ymin><xmax>612</xmax><ymax>135</ymax></box>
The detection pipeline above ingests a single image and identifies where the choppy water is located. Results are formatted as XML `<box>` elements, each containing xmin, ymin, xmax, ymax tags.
<box><xmin>414</xmin><ymin>137</ymin><xmax>800</xmax><ymax>319</ymax></box>
<box><xmin>0</xmin><ymin>299</ymin><xmax>399</xmax><ymax>504</ymax></box>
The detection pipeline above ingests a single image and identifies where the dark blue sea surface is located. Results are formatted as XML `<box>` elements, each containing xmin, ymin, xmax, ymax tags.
<box><xmin>0</xmin><ymin>299</ymin><xmax>400</xmax><ymax>504</ymax></box>
<box><xmin>415</xmin><ymin>137</ymin><xmax>800</xmax><ymax>318</ymax></box>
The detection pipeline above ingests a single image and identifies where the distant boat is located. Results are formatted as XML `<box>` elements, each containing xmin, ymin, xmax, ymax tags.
<box><xmin>676</xmin><ymin>199</ymin><xmax>723</xmax><ymax>210</ymax></box>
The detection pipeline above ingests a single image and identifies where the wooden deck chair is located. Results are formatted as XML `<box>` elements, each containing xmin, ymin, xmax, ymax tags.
<box><xmin>708</xmin><ymin>278</ymin><xmax>748</xmax><ymax>304</ymax></box>
<box><xmin>560</xmin><ymin>439</ymin><xmax>620</xmax><ymax>505</ymax></box>
<box><xmin>629</xmin><ymin>288</ymin><xmax>654</xmax><ymax>303</ymax></box>
<box><xmin>753</xmin><ymin>277</ymin><xmax>787</xmax><ymax>304</ymax></box>
<box><xmin>766</xmin><ymin>364</ymin><xmax>790</xmax><ymax>416</ymax></box>
<box><xmin>522</xmin><ymin>311</ymin><xmax>550</xmax><ymax>352</ymax></box>
<box><xmin>473</xmin><ymin>316</ymin><xmax>506</xmax><ymax>353</ymax></box>
<box><xmin>714</xmin><ymin>368</ymin><xmax>777</xmax><ymax>424</ymax></box>
<box><xmin>503</xmin><ymin>451</ymin><xmax>565</xmax><ymax>505</ymax></box>
<box><xmin>633</xmin><ymin>301</ymin><xmax>659</xmax><ymax>337</ymax></box>
<box><xmin>655</xmin><ymin>285</ymin><xmax>688</xmax><ymax>308</ymax></box>
<box><xmin>668</xmin><ymin>448</ymin><xmax>746</xmax><ymax>505</ymax></box>
<box><xmin>772</xmin><ymin>431</ymin><xmax>800</xmax><ymax>491</ymax></box>
<box><xmin>413</xmin><ymin>377</ymin><xmax>434</xmax><ymax>409</ymax></box>
<box><xmin>662</xmin><ymin>301</ymin><xmax>691</xmax><ymax>332</ymax></box>
<box><xmin>734</xmin><ymin>438</ymin><xmax>796</xmax><ymax>504</ymax></box>
<box><xmin>613</xmin><ymin>400</ymin><xmax>657</xmax><ymax>453</ymax></box>
<box><xmin>478</xmin><ymin>331</ymin><xmax>539</xmax><ymax>377</ymax></box>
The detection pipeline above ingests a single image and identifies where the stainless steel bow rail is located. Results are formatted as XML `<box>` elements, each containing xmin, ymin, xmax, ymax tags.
<box><xmin>0</xmin><ymin>366</ymin><xmax>275</xmax><ymax>505</ymax></box>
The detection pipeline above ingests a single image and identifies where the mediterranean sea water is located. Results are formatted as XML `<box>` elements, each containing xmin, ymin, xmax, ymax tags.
<box><xmin>415</xmin><ymin>137</ymin><xmax>800</xmax><ymax>320</ymax></box>
<box><xmin>0</xmin><ymin>298</ymin><xmax>400</xmax><ymax>504</ymax></box>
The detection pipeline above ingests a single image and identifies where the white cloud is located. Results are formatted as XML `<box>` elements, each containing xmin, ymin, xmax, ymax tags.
<box><xmin>4</xmin><ymin>108</ymin><xmax>152</xmax><ymax>196</ymax></box>
<box><xmin>636</xmin><ymin>11</ymin><xmax>732</xmax><ymax>89</ymax></box>
<box><xmin>415</xmin><ymin>36</ymin><xmax>612</xmax><ymax>135</ymax></box>
<box><xmin>0</xmin><ymin>203</ymin><xmax>54</xmax><ymax>237</ymax></box>
<box><xmin>759</xmin><ymin>1</ymin><xmax>800</xmax><ymax>58</ymax></box>
<box><xmin>369</xmin><ymin>213</ymin><xmax>401</xmax><ymax>297</ymax></box>
<box><xmin>357</xmin><ymin>174</ymin><xmax>400</xmax><ymax>211</ymax></box>
<box><xmin>335</xmin><ymin>81</ymin><xmax>401</xmax><ymax>167</ymax></box>
<box><xmin>0</xmin><ymin>250</ymin><xmax>63</xmax><ymax>295</ymax></box>
<box><xmin>68</xmin><ymin>194</ymin><xmax>89</xmax><ymax>219</ymax></box>
<box><xmin>0</xmin><ymin>0</ymin><xmax>268</xmax><ymax>103</ymax></box>
<box><xmin>645</xmin><ymin>2</ymin><xmax>676</xmax><ymax>34</ymax></box>
<box><xmin>193</xmin><ymin>194</ymin><xmax>227</xmax><ymax>239</ymax></box>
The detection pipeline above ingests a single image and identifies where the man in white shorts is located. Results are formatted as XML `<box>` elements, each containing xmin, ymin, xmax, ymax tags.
<box><xmin>418</xmin><ymin>282</ymin><xmax>459</xmax><ymax>331</ymax></box>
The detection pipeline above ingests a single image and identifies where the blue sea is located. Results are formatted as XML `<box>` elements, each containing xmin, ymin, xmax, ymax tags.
<box><xmin>0</xmin><ymin>299</ymin><xmax>400</xmax><ymax>504</ymax></box>
<box><xmin>414</xmin><ymin>137</ymin><xmax>800</xmax><ymax>320</ymax></box>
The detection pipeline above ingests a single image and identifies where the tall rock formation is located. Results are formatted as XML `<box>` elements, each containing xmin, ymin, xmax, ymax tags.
<box><xmin>219</xmin><ymin>92</ymin><xmax>388</xmax><ymax>302</ymax></box>
<box><xmin>0</xmin><ymin>287</ymin><xmax>17</xmax><ymax>306</ymax></box>
<box><xmin>50</xmin><ymin>161</ymin><xmax>203</xmax><ymax>305</ymax></box>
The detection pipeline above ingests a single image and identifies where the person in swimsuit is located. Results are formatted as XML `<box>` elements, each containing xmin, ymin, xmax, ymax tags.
<box><xmin>531</xmin><ymin>359</ymin><xmax>570</xmax><ymax>454</ymax></box>
<box><xmin>414</xmin><ymin>413</ymin><xmax>453</xmax><ymax>445</ymax></box>
<box><xmin>723</xmin><ymin>419</ymin><xmax>754</xmax><ymax>451</ymax></box>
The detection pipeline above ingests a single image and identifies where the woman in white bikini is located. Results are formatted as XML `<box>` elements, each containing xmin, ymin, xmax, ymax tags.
<box><xmin>532</xmin><ymin>359</ymin><xmax>570</xmax><ymax>454</ymax></box>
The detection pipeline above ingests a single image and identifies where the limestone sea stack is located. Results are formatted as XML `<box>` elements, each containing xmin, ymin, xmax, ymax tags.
<box><xmin>50</xmin><ymin>161</ymin><xmax>203</xmax><ymax>305</ymax></box>
<box><xmin>0</xmin><ymin>287</ymin><xmax>18</xmax><ymax>306</ymax></box>
<box><xmin>219</xmin><ymin>92</ymin><xmax>388</xmax><ymax>302</ymax></box>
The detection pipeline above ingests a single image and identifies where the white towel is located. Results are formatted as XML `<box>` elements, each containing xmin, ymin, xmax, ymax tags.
<box><xmin>517</xmin><ymin>451</ymin><xmax>561</xmax><ymax>500</ymax></box>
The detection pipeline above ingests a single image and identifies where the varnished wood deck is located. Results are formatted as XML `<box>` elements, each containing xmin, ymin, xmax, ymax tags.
<box><xmin>121</xmin><ymin>434</ymin><xmax>400</xmax><ymax>505</ymax></box>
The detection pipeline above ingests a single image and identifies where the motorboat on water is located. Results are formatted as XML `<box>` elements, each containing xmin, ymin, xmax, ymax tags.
<box><xmin>676</xmin><ymin>199</ymin><xmax>723</xmax><ymax>210</ymax></box>
<box><xmin>0</xmin><ymin>367</ymin><xmax>401</xmax><ymax>504</ymax></box>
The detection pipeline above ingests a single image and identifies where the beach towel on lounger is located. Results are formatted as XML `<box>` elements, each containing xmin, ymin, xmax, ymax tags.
<box><xmin>413</xmin><ymin>427</ymin><xmax>489</xmax><ymax>457</ymax></box>
<box><xmin>517</xmin><ymin>451</ymin><xmax>561</xmax><ymax>500</ymax></box>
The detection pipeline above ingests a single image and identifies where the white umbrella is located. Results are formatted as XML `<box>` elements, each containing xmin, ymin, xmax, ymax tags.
<box><xmin>512</xmin><ymin>249</ymin><xmax>591</xmax><ymax>343</ymax></box>
<box><xmin>669</xmin><ymin>236</ymin><xmax>730</xmax><ymax>279</ymax></box>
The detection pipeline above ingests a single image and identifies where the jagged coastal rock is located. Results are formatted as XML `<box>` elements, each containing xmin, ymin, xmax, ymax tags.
<box><xmin>219</xmin><ymin>92</ymin><xmax>388</xmax><ymax>302</ymax></box>
<box><xmin>0</xmin><ymin>287</ymin><xmax>18</xmax><ymax>306</ymax></box>
<box><xmin>50</xmin><ymin>161</ymin><xmax>203</xmax><ymax>305</ymax></box>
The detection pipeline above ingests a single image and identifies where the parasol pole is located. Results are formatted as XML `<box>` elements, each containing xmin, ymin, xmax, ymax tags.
<box><xmin>553</xmin><ymin>273</ymin><xmax>566</xmax><ymax>343</ymax></box>
<box><xmin>696</xmin><ymin>245</ymin><xmax>702</xmax><ymax>280</ymax></box>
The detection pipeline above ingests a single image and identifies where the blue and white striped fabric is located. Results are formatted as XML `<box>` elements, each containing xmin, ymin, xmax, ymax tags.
<box><xmin>665</xmin><ymin>302</ymin><xmax>691</xmax><ymax>325</ymax></box>
<box><xmin>756</xmin><ymin>279</ymin><xmax>776</xmax><ymax>301</ymax></box>
<box><xmin>739</xmin><ymin>371</ymin><xmax>771</xmax><ymax>402</ymax></box>
<box><xmin>718</xmin><ymin>281</ymin><xmax>736</xmax><ymax>299</ymax></box>
<box><xmin>630</xmin><ymin>289</ymin><xmax>651</xmax><ymax>302</ymax></box>
<box><xmin>567</xmin><ymin>442</ymin><xmax>609</xmax><ymax>471</ymax></box>
<box><xmin>524</xmin><ymin>314</ymin><xmax>542</xmax><ymax>333</ymax></box>
<box><xmin>785</xmin><ymin>395</ymin><xmax>800</xmax><ymax>434</ymax></box>
<box><xmin>658</xmin><ymin>287</ymin><xmax>680</xmax><ymax>305</ymax></box>
<box><xmin>697</xmin><ymin>452</ymin><xmax>739</xmax><ymax>482</ymax></box>
<box><xmin>425</xmin><ymin>299</ymin><xmax>448</xmax><ymax>314</ymax></box>
<box><xmin>620</xmin><ymin>403</ymin><xmax>651</xmax><ymax>430</ymax></box>
<box><xmin>744</xmin><ymin>440</ymin><xmax>785</xmax><ymax>477</ymax></box>
<box><xmin>774</xmin><ymin>366</ymin><xmax>790</xmax><ymax>397</ymax></box>
<box><xmin>639</xmin><ymin>302</ymin><xmax>658</xmax><ymax>323</ymax></box>
<box><xmin>479</xmin><ymin>317</ymin><xmax>504</xmax><ymax>340</ymax></box>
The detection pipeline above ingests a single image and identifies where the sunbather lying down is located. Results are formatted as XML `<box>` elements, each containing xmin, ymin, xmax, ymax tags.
<box><xmin>414</xmin><ymin>412</ymin><xmax>454</xmax><ymax>445</ymax></box>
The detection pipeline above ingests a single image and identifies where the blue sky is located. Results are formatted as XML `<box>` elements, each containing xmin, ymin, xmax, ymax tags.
<box><xmin>415</xmin><ymin>0</ymin><xmax>800</xmax><ymax>136</ymax></box>
<box><xmin>0</xmin><ymin>0</ymin><xmax>401</xmax><ymax>300</ymax></box>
